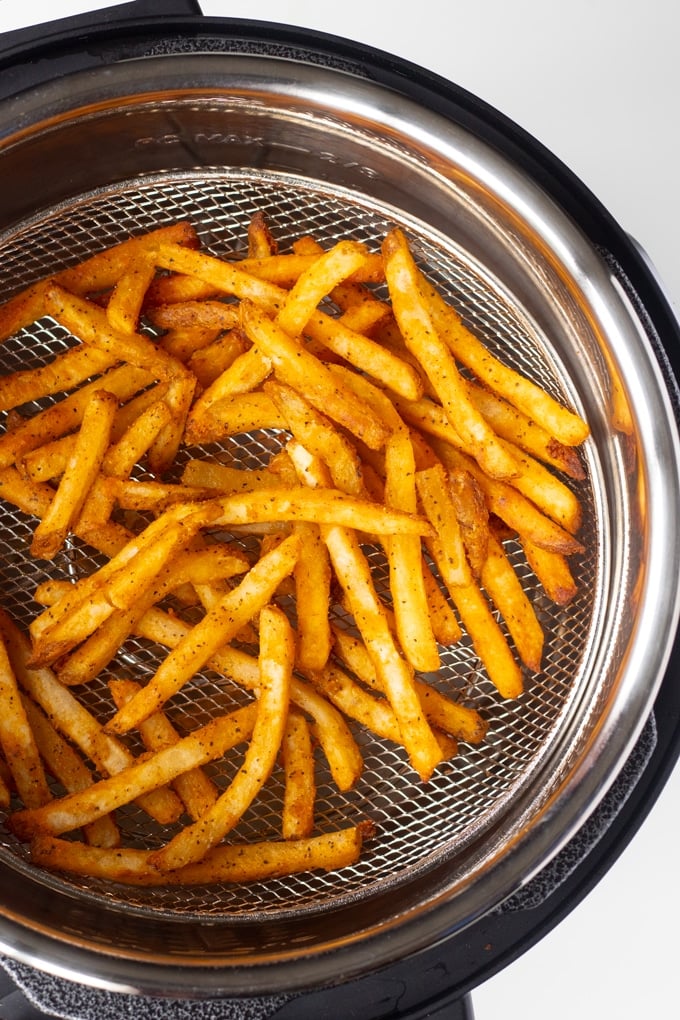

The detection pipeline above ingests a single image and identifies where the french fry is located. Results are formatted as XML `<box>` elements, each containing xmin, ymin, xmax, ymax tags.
<box><xmin>10</xmin><ymin>703</ymin><xmax>257</xmax><ymax>840</ymax></box>
<box><xmin>265</xmin><ymin>380</ymin><xmax>365</xmax><ymax>496</ymax></box>
<box><xmin>0</xmin><ymin>632</ymin><xmax>51</xmax><ymax>809</ymax></box>
<box><xmin>106</xmin><ymin>251</ymin><xmax>157</xmax><ymax>334</ymax></box>
<box><xmin>105</xmin><ymin>533</ymin><xmax>301</xmax><ymax>734</ymax></box>
<box><xmin>481</xmin><ymin>531</ymin><xmax>544</xmax><ymax>673</ymax></box>
<box><xmin>294</xmin><ymin>521</ymin><xmax>333</xmax><ymax>672</ymax></box>
<box><xmin>281</xmin><ymin>709</ymin><xmax>316</xmax><ymax>840</ymax></box>
<box><xmin>449</xmin><ymin>581</ymin><xmax>524</xmax><ymax>699</ymax></box>
<box><xmin>30</xmin><ymin>825</ymin><xmax>369</xmax><ymax>885</ymax></box>
<box><xmin>211</xmin><ymin>486</ymin><xmax>431</xmax><ymax>537</ymax></box>
<box><xmin>417</xmin><ymin>269</ymin><xmax>590</xmax><ymax>446</ymax></box>
<box><xmin>331</xmin><ymin>627</ymin><xmax>487</xmax><ymax>745</ymax></box>
<box><xmin>0</xmin><ymin>343</ymin><xmax>115</xmax><ymax>413</ymax></box>
<box><xmin>20</xmin><ymin>695</ymin><xmax>120</xmax><ymax>848</ymax></box>
<box><xmin>30</xmin><ymin>389</ymin><xmax>118</xmax><ymax>560</ymax></box>
<box><xmin>523</xmin><ymin>537</ymin><xmax>579</xmax><ymax>606</ymax></box>
<box><xmin>383</xmin><ymin>228</ymin><xmax>518</xmax><ymax>480</ymax></box>
<box><xmin>132</xmin><ymin>605</ymin><xmax>363</xmax><ymax>792</ymax></box>
<box><xmin>239</xmin><ymin>300</ymin><xmax>391</xmax><ymax>451</ymax></box>
<box><xmin>0</xmin><ymin>363</ymin><xmax>152</xmax><ymax>470</ymax></box>
<box><xmin>150</xmin><ymin>605</ymin><xmax>294</xmax><ymax>871</ymax></box>
<box><xmin>0</xmin><ymin>609</ymin><xmax>183</xmax><ymax>825</ymax></box>
<box><xmin>416</xmin><ymin>463</ymin><xmax>472</xmax><ymax>589</ymax></box>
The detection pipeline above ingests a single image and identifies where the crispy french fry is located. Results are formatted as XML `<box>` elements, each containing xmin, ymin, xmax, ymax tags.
<box><xmin>416</xmin><ymin>463</ymin><xmax>472</xmax><ymax>589</ymax></box>
<box><xmin>265</xmin><ymin>380</ymin><xmax>365</xmax><ymax>496</ymax></box>
<box><xmin>449</xmin><ymin>582</ymin><xmax>524</xmax><ymax>699</ymax></box>
<box><xmin>239</xmin><ymin>300</ymin><xmax>391</xmax><ymax>451</ymax></box>
<box><xmin>383</xmin><ymin>228</ymin><xmax>518</xmax><ymax>479</ymax></box>
<box><xmin>0</xmin><ymin>343</ymin><xmax>115</xmax><ymax>413</ymax></box>
<box><xmin>150</xmin><ymin>605</ymin><xmax>294</xmax><ymax>871</ymax></box>
<box><xmin>30</xmin><ymin>825</ymin><xmax>369</xmax><ymax>884</ymax></box>
<box><xmin>524</xmin><ymin>537</ymin><xmax>579</xmax><ymax>606</ymax></box>
<box><xmin>133</xmin><ymin>605</ymin><xmax>363</xmax><ymax>792</ymax></box>
<box><xmin>105</xmin><ymin>533</ymin><xmax>301</xmax><ymax>734</ymax></box>
<box><xmin>294</xmin><ymin>521</ymin><xmax>332</xmax><ymax>672</ymax></box>
<box><xmin>21</xmin><ymin>695</ymin><xmax>120</xmax><ymax>847</ymax></box>
<box><xmin>417</xmin><ymin>270</ymin><xmax>590</xmax><ymax>446</ymax></box>
<box><xmin>481</xmin><ymin>531</ymin><xmax>544</xmax><ymax>673</ymax></box>
<box><xmin>331</xmin><ymin>627</ymin><xmax>487</xmax><ymax>744</ymax></box>
<box><xmin>211</xmin><ymin>486</ymin><xmax>431</xmax><ymax>537</ymax></box>
<box><xmin>106</xmin><ymin>251</ymin><xmax>157</xmax><ymax>334</ymax></box>
<box><xmin>30</xmin><ymin>389</ymin><xmax>118</xmax><ymax>560</ymax></box>
<box><xmin>0</xmin><ymin>633</ymin><xmax>51</xmax><ymax>809</ymax></box>
<box><xmin>10</xmin><ymin>703</ymin><xmax>257</xmax><ymax>840</ymax></box>
<box><xmin>281</xmin><ymin>709</ymin><xmax>316</xmax><ymax>840</ymax></box>
<box><xmin>0</xmin><ymin>609</ymin><xmax>183</xmax><ymax>825</ymax></box>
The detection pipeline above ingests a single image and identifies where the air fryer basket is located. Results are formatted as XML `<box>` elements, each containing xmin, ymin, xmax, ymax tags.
<box><xmin>0</xmin><ymin>43</ymin><xmax>678</xmax><ymax>999</ymax></box>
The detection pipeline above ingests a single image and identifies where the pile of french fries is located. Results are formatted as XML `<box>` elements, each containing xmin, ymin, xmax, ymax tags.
<box><xmin>0</xmin><ymin>213</ymin><xmax>588</xmax><ymax>886</ymax></box>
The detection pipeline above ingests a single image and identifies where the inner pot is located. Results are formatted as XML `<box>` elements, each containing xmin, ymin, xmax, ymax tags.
<box><xmin>0</xmin><ymin>49</ymin><xmax>678</xmax><ymax>998</ymax></box>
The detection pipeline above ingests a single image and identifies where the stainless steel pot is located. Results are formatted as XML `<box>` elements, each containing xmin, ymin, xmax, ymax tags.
<box><xmin>0</xmin><ymin>7</ymin><xmax>679</xmax><ymax>1002</ymax></box>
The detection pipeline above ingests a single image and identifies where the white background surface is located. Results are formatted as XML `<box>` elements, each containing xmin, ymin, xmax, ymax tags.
<box><xmin>0</xmin><ymin>2</ymin><xmax>679</xmax><ymax>1018</ymax></box>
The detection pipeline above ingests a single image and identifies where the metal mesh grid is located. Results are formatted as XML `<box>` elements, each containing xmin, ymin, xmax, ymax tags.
<box><xmin>0</xmin><ymin>171</ymin><xmax>597</xmax><ymax>919</ymax></box>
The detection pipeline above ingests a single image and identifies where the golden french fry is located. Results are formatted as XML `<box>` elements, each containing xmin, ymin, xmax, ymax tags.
<box><xmin>55</xmin><ymin>221</ymin><xmax>199</xmax><ymax>296</ymax></box>
<box><xmin>106</xmin><ymin>251</ymin><xmax>157</xmax><ymax>334</ymax></box>
<box><xmin>42</xmin><ymin>284</ymin><xmax>186</xmax><ymax>383</ymax></box>
<box><xmin>184</xmin><ymin>390</ymin><xmax>286</xmax><ymax>444</ymax></box>
<box><xmin>105</xmin><ymin>533</ymin><xmax>301</xmax><ymax>734</ymax></box>
<box><xmin>102</xmin><ymin>397</ymin><xmax>173</xmax><ymax>478</ymax></box>
<box><xmin>331</xmin><ymin>627</ymin><xmax>487</xmax><ymax>744</ymax></box>
<box><xmin>247</xmin><ymin>210</ymin><xmax>278</xmax><ymax>258</ymax></box>
<box><xmin>417</xmin><ymin>270</ymin><xmax>590</xmax><ymax>446</ymax></box>
<box><xmin>481</xmin><ymin>531</ymin><xmax>544</xmax><ymax>673</ymax></box>
<box><xmin>0</xmin><ymin>608</ymin><xmax>183</xmax><ymax>825</ymax></box>
<box><xmin>383</xmin><ymin>228</ymin><xmax>518</xmax><ymax>479</ymax></box>
<box><xmin>0</xmin><ymin>363</ymin><xmax>152</xmax><ymax>470</ymax></box>
<box><xmin>0</xmin><ymin>343</ymin><xmax>115</xmax><ymax>413</ymax></box>
<box><xmin>211</xmin><ymin>486</ymin><xmax>431</xmax><ymax>537</ymax></box>
<box><xmin>265</xmin><ymin>380</ymin><xmax>365</xmax><ymax>496</ymax></box>
<box><xmin>449</xmin><ymin>582</ymin><xmax>524</xmax><ymax>699</ymax></box>
<box><xmin>132</xmin><ymin>605</ymin><xmax>363</xmax><ymax>792</ymax></box>
<box><xmin>150</xmin><ymin>604</ymin><xmax>294</xmax><ymax>871</ymax></box>
<box><xmin>30</xmin><ymin>389</ymin><xmax>118</xmax><ymax>560</ymax></box>
<box><xmin>187</xmin><ymin>329</ymin><xmax>247</xmax><ymax>388</ymax></box>
<box><xmin>180</xmin><ymin>459</ymin><xmax>289</xmax><ymax>493</ymax></box>
<box><xmin>0</xmin><ymin>632</ymin><xmax>51</xmax><ymax>809</ymax></box>
<box><xmin>10</xmin><ymin>703</ymin><xmax>257</xmax><ymax>840</ymax></box>
<box><xmin>523</xmin><ymin>537</ymin><xmax>579</xmax><ymax>606</ymax></box>
<box><xmin>447</xmin><ymin>467</ymin><xmax>490</xmax><ymax>579</ymax></box>
<box><xmin>293</xmin><ymin>521</ymin><xmax>332</xmax><ymax>672</ymax></box>
<box><xmin>416</xmin><ymin>463</ymin><xmax>472</xmax><ymax>589</ymax></box>
<box><xmin>239</xmin><ymin>300</ymin><xmax>391</xmax><ymax>451</ymax></box>
<box><xmin>281</xmin><ymin>709</ymin><xmax>316</xmax><ymax>840</ymax></box>
<box><xmin>323</xmin><ymin>521</ymin><xmax>443</xmax><ymax>781</ymax></box>
<box><xmin>30</xmin><ymin>825</ymin><xmax>369</xmax><ymax>885</ymax></box>
<box><xmin>21</xmin><ymin>695</ymin><xmax>120</xmax><ymax>847</ymax></box>
<box><xmin>433</xmin><ymin>441</ymin><xmax>584</xmax><ymax>556</ymax></box>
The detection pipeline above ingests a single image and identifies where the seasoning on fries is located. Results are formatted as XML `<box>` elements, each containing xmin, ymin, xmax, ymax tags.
<box><xmin>0</xmin><ymin>212</ymin><xmax>589</xmax><ymax>885</ymax></box>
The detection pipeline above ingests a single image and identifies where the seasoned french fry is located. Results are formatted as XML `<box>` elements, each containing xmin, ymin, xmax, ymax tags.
<box><xmin>239</xmin><ymin>300</ymin><xmax>390</xmax><ymax>451</ymax></box>
<box><xmin>105</xmin><ymin>533</ymin><xmax>301</xmax><ymax>734</ymax></box>
<box><xmin>21</xmin><ymin>695</ymin><xmax>120</xmax><ymax>848</ymax></box>
<box><xmin>417</xmin><ymin>269</ymin><xmax>590</xmax><ymax>446</ymax></box>
<box><xmin>0</xmin><ymin>633</ymin><xmax>51</xmax><ymax>809</ymax></box>
<box><xmin>294</xmin><ymin>521</ymin><xmax>333</xmax><ymax>672</ymax></box>
<box><xmin>30</xmin><ymin>389</ymin><xmax>118</xmax><ymax>560</ymax></box>
<box><xmin>281</xmin><ymin>709</ymin><xmax>316</xmax><ymax>840</ymax></box>
<box><xmin>0</xmin><ymin>609</ymin><xmax>183</xmax><ymax>825</ymax></box>
<box><xmin>30</xmin><ymin>825</ymin><xmax>369</xmax><ymax>885</ymax></box>
<box><xmin>383</xmin><ymin>228</ymin><xmax>518</xmax><ymax>479</ymax></box>
<box><xmin>150</xmin><ymin>605</ymin><xmax>294</xmax><ymax>871</ymax></box>
<box><xmin>481</xmin><ymin>531</ymin><xmax>544</xmax><ymax>673</ymax></box>
<box><xmin>0</xmin><ymin>343</ymin><xmax>114</xmax><ymax>413</ymax></box>
<box><xmin>10</xmin><ymin>703</ymin><xmax>257</xmax><ymax>840</ymax></box>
